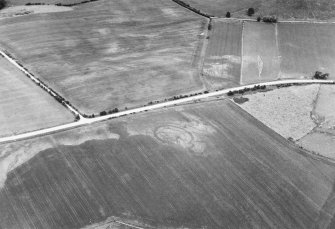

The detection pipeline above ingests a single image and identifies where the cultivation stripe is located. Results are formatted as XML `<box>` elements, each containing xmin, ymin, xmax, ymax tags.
<box><xmin>0</xmin><ymin>78</ymin><xmax>333</xmax><ymax>144</ymax></box>
<box><xmin>240</xmin><ymin>21</ymin><xmax>244</xmax><ymax>85</ymax></box>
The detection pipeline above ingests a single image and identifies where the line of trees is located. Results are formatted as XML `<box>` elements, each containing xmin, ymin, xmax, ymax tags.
<box><xmin>172</xmin><ymin>0</ymin><xmax>214</xmax><ymax>18</ymax></box>
<box><xmin>3</xmin><ymin>51</ymin><xmax>81</xmax><ymax>120</ymax></box>
<box><xmin>227</xmin><ymin>85</ymin><xmax>267</xmax><ymax>96</ymax></box>
<box><xmin>25</xmin><ymin>0</ymin><xmax>99</xmax><ymax>7</ymax></box>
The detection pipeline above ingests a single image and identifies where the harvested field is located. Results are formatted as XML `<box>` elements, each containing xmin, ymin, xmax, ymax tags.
<box><xmin>241</xmin><ymin>21</ymin><xmax>280</xmax><ymax>84</ymax></box>
<box><xmin>314</xmin><ymin>85</ymin><xmax>335</xmax><ymax>129</ymax></box>
<box><xmin>298</xmin><ymin>85</ymin><xmax>335</xmax><ymax>160</ymax></box>
<box><xmin>278</xmin><ymin>23</ymin><xmax>335</xmax><ymax>80</ymax></box>
<box><xmin>0</xmin><ymin>0</ymin><xmax>207</xmax><ymax>114</ymax></box>
<box><xmin>0</xmin><ymin>56</ymin><xmax>73</xmax><ymax>138</ymax></box>
<box><xmin>237</xmin><ymin>85</ymin><xmax>319</xmax><ymax>140</ymax></box>
<box><xmin>202</xmin><ymin>19</ymin><xmax>242</xmax><ymax>89</ymax></box>
<box><xmin>1</xmin><ymin>100</ymin><xmax>335</xmax><ymax>228</ymax></box>
<box><xmin>180</xmin><ymin>0</ymin><xmax>335</xmax><ymax>20</ymax></box>
<box><xmin>299</xmin><ymin>131</ymin><xmax>335</xmax><ymax>160</ymax></box>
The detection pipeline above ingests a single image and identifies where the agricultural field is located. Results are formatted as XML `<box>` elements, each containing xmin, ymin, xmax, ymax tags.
<box><xmin>0</xmin><ymin>5</ymin><xmax>72</xmax><ymax>17</ymax></box>
<box><xmin>202</xmin><ymin>19</ymin><xmax>242</xmax><ymax>89</ymax></box>
<box><xmin>237</xmin><ymin>83</ymin><xmax>335</xmax><ymax>161</ymax></box>
<box><xmin>278</xmin><ymin>23</ymin><xmax>335</xmax><ymax>80</ymax></box>
<box><xmin>0</xmin><ymin>56</ymin><xmax>73</xmax><ymax>138</ymax></box>
<box><xmin>298</xmin><ymin>85</ymin><xmax>335</xmax><ymax>160</ymax></box>
<box><xmin>1</xmin><ymin>100</ymin><xmax>335</xmax><ymax>228</ymax></box>
<box><xmin>0</xmin><ymin>0</ymin><xmax>207</xmax><ymax>115</ymax></box>
<box><xmin>237</xmin><ymin>85</ymin><xmax>319</xmax><ymax>140</ymax></box>
<box><xmin>181</xmin><ymin>0</ymin><xmax>335</xmax><ymax>20</ymax></box>
<box><xmin>241</xmin><ymin>21</ymin><xmax>280</xmax><ymax>84</ymax></box>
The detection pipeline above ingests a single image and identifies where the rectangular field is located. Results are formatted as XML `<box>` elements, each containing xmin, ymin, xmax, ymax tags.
<box><xmin>0</xmin><ymin>0</ymin><xmax>207</xmax><ymax>115</ymax></box>
<box><xmin>241</xmin><ymin>21</ymin><xmax>280</xmax><ymax>84</ymax></box>
<box><xmin>202</xmin><ymin>19</ymin><xmax>242</xmax><ymax>89</ymax></box>
<box><xmin>278</xmin><ymin>23</ymin><xmax>335</xmax><ymax>80</ymax></box>
<box><xmin>1</xmin><ymin>100</ymin><xmax>335</xmax><ymax>228</ymax></box>
<box><xmin>0</xmin><ymin>56</ymin><xmax>74</xmax><ymax>137</ymax></box>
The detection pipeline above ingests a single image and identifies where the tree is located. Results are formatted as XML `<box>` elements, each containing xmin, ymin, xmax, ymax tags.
<box><xmin>100</xmin><ymin>111</ymin><xmax>107</xmax><ymax>116</ymax></box>
<box><xmin>226</xmin><ymin>11</ymin><xmax>231</xmax><ymax>18</ymax></box>
<box><xmin>227</xmin><ymin>91</ymin><xmax>234</xmax><ymax>96</ymax></box>
<box><xmin>208</xmin><ymin>23</ymin><xmax>212</xmax><ymax>30</ymax></box>
<box><xmin>0</xmin><ymin>0</ymin><xmax>6</xmax><ymax>10</ymax></box>
<box><xmin>313</xmin><ymin>71</ymin><xmax>329</xmax><ymax>79</ymax></box>
<box><xmin>247</xmin><ymin>8</ymin><xmax>255</xmax><ymax>16</ymax></box>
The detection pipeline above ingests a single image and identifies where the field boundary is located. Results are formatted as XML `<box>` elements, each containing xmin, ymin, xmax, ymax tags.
<box><xmin>0</xmin><ymin>79</ymin><xmax>333</xmax><ymax>144</ymax></box>
<box><xmin>0</xmin><ymin>50</ymin><xmax>83</xmax><ymax>119</ymax></box>
<box><xmin>171</xmin><ymin>0</ymin><xmax>213</xmax><ymax>18</ymax></box>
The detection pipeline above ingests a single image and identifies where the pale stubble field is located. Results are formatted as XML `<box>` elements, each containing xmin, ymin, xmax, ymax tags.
<box><xmin>0</xmin><ymin>56</ymin><xmax>73</xmax><ymax>137</ymax></box>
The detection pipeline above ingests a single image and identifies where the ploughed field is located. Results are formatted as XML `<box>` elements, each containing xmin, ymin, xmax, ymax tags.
<box><xmin>0</xmin><ymin>56</ymin><xmax>73</xmax><ymax>137</ymax></box>
<box><xmin>1</xmin><ymin>100</ymin><xmax>335</xmax><ymax>228</ymax></box>
<box><xmin>204</xmin><ymin>20</ymin><xmax>335</xmax><ymax>86</ymax></box>
<box><xmin>0</xmin><ymin>0</ymin><xmax>207</xmax><ymax>115</ymax></box>
<box><xmin>181</xmin><ymin>0</ymin><xmax>335</xmax><ymax>20</ymax></box>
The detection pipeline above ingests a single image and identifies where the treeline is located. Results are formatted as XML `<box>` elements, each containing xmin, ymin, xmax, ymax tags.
<box><xmin>25</xmin><ymin>0</ymin><xmax>99</xmax><ymax>7</ymax></box>
<box><xmin>172</xmin><ymin>0</ymin><xmax>213</xmax><ymax>18</ymax></box>
<box><xmin>0</xmin><ymin>0</ymin><xmax>6</xmax><ymax>10</ymax></box>
<box><xmin>227</xmin><ymin>85</ymin><xmax>267</xmax><ymax>96</ymax></box>
<box><xmin>2</xmin><ymin>51</ymin><xmax>81</xmax><ymax>120</ymax></box>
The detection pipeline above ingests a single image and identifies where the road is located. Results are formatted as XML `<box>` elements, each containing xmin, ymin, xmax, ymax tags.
<box><xmin>0</xmin><ymin>78</ymin><xmax>333</xmax><ymax>144</ymax></box>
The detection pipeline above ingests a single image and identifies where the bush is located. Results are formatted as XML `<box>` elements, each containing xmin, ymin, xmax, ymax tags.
<box><xmin>247</xmin><ymin>8</ymin><xmax>255</xmax><ymax>16</ymax></box>
<box><xmin>226</xmin><ymin>12</ymin><xmax>231</xmax><ymax>18</ymax></box>
<box><xmin>257</xmin><ymin>16</ymin><xmax>261</xmax><ymax>22</ymax></box>
<box><xmin>100</xmin><ymin>111</ymin><xmax>107</xmax><ymax>116</ymax></box>
<box><xmin>208</xmin><ymin>23</ymin><xmax>212</xmax><ymax>30</ymax></box>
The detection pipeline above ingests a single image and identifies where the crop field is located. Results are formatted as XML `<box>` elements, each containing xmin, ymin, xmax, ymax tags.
<box><xmin>314</xmin><ymin>85</ymin><xmax>335</xmax><ymax>129</ymax></box>
<box><xmin>278</xmin><ymin>23</ymin><xmax>335</xmax><ymax>80</ymax></box>
<box><xmin>202</xmin><ymin>19</ymin><xmax>242</xmax><ymax>89</ymax></box>
<box><xmin>237</xmin><ymin>85</ymin><xmax>320</xmax><ymax>140</ymax></box>
<box><xmin>1</xmin><ymin>100</ymin><xmax>335</xmax><ymax>228</ymax></box>
<box><xmin>181</xmin><ymin>0</ymin><xmax>335</xmax><ymax>20</ymax></box>
<box><xmin>0</xmin><ymin>56</ymin><xmax>73</xmax><ymax>137</ymax></box>
<box><xmin>241</xmin><ymin>22</ymin><xmax>280</xmax><ymax>84</ymax></box>
<box><xmin>0</xmin><ymin>0</ymin><xmax>207</xmax><ymax>114</ymax></box>
<box><xmin>237</xmin><ymin>83</ymin><xmax>335</xmax><ymax>161</ymax></box>
<box><xmin>298</xmin><ymin>85</ymin><xmax>335</xmax><ymax>159</ymax></box>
